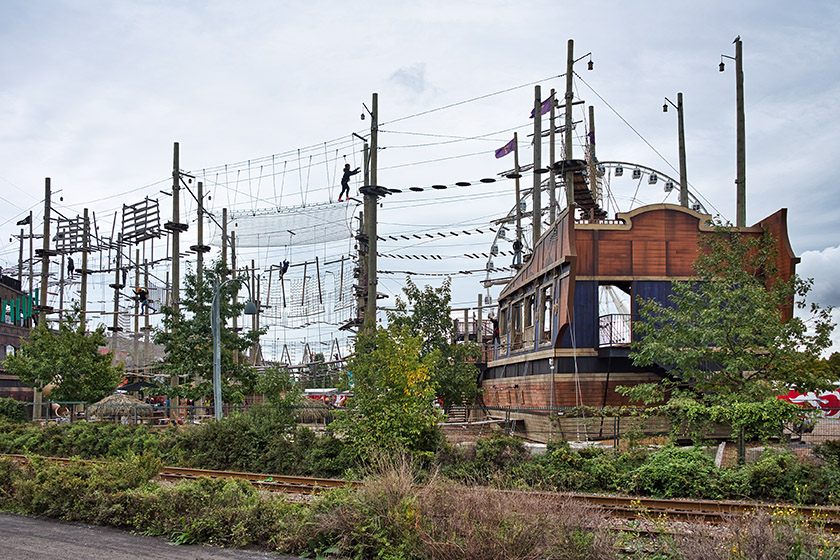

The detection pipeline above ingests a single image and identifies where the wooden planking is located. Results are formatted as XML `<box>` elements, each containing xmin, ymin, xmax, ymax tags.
<box><xmin>632</xmin><ymin>241</ymin><xmax>667</xmax><ymax>276</ymax></box>
<box><xmin>481</xmin><ymin>377</ymin><xmax>659</xmax><ymax>408</ymax></box>
<box><xmin>575</xmin><ymin>235</ymin><xmax>594</xmax><ymax>275</ymax></box>
<box><xmin>595</xmin><ymin>238</ymin><xmax>632</xmax><ymax>276</ymax></box>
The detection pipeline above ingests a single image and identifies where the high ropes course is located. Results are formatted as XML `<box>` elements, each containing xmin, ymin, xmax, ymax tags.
<box><xmin>1</xmin><ymin>68</ymin><xmax>717</xmax><ymax>369</ymax></box>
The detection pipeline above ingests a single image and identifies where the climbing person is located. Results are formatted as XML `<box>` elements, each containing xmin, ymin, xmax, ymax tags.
<box><xmin>280</xmin><ymin>259</ymin><xmax>290</xmax><ymax>276</ymax></box>
<box><xmin>67</xmin><ymin>256</ymin><xmax>75</xmax><ymax>279</ymax></box>
<box><xmin>135</xmin><ymin>286</ymin><xmax>157</xmax><ymax>313</ymax></box>
<box><xmin>338</xmin><ymin>163</ymin><xmax>360</xmax><ymax>202</ymax></box>
<box><xmin>512</xmin><ymin>239</ymin><xmax>523</xmax><ymax>268</ymax></box>
<box><xmin>490</xmin><ymin>313</ymin><xmax>500</xmax><ymax>346</ymax></box>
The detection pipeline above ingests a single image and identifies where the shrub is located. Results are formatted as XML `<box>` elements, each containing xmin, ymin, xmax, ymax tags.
<box><xmin>744</xmin><ymin>449</ymin><xmax>818</xmax><ymax>503</ymax></box>
<box><xmin>634</xmin><ymin>446</ymin><xmax>719</xmax><ymax>498</ymax></box>
<box><xmin>0</xmin><ymin>397</ymin><xmax>27</xmax><ymax>423</ymax></box>
<box><xmin>814</xmin><ymin>440</ymin><xmax>840</xmax><ymax>466</ymax></box>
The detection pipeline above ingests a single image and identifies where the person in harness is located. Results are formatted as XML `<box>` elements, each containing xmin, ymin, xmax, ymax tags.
<box><xmin>338</xmin><ymin>163</ymin><xmax>360</xmax><ymax>202</ymax></box>
<box><xmin>135</xmin><ymin>286</ymin><xmax>157</xmax><ymax>313</ymax></box>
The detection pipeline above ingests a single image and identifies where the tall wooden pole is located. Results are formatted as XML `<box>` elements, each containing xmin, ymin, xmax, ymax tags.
<box><xmin>28</xmin><ymin>211</ymin><xmax>33</xmax><ymax>298</ymax></box>
<box><xmin>143</xmin><ymin>260</ymin><xmax>150</xmax><ymax>373</ymax></box>
<box><xmin>364</xmin><ymin>93</ymin><xmax>379</xmax><ymax>331</ymax></box>
<box><xmin>38</xmin><ymin>179</ymin><xmax>51</xmax><ymax>324</ymax></box>
<box><xmin>231</xmin><ymin>230</ymin><xmax>238</xmax><ymax>336</ymax></box>
<box><xmin>222</xmin><ymin>207</ymin><xmax>228</xmax><ymax>276</ymax></box>
<box><xmin>677</xmin><ymin>92</ymin><xmax>689</xmax><ymax>208</ymax></box>
<box><xmin>548</xmin><ymin>89</ymin><xmax>557</xmax><ymax>223</ymax></box>
<box><xmin>532</xmin><ymin>85</ymin><xmax>542</xmax><ymax>247</ymax></box>
<box><xmin>357</xmin><ymin>143</ymin><xmax>369</xmax><ymax>327</ymax></box>
<box><xmin>133</xmin><ymin>248</ymin><xmax>140</xmax><ymax>370</ymax></box>
<box><xmin>80</xmin><ymin>208</ymin><xmax>89</xmax><ymax>326</ymax></box>
<box><xmin>196</xmin><ymin>181</ymin><xmax>205</xmax><ymax>285</ymax></box>
<box><xmin>110</xmin><ymin>233</ymin><xmax>123</xmax><ymax>348</ymax></box>
<box><xmin>735</xmin><ymin>38</ymin><xmax>746</xmax><ymax>227</ymax></box>
<box><xmin>17</xmin><ymin>227</ymin><xmax>23</xmax><ymax>285</ymax></box>
<box><xmin>171</xmin><ymin>142</ymin><xmax>181</xmax><ymax>311</ymax></box>
<box><xmin>588</xmin><ymin>106</ymin><xmax>600</xmax><ymax>210</ymax></box>
<box><xmin>513</xmin><ymin>133</ymin><xmax>522</xmax><ymax>260</ymax></box>
<box><xmin>58</xmin><ymin>254</ymin><xmax>64</xmax><ymax>322</ymax></box>
<box><xmin>564</xmin><ymin>39</ymin><xmax>576</xmax><ymax>210</ymax></box>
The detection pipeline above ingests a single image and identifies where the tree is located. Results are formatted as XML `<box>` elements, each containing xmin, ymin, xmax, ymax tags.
<box><xmin>627</xmin><ymin>225</ymin><xmax>834</xmax><ymax>406</ymax></box>
<box><xmin>5</xmin><ymin>307</ymin><xmax>123</xmax><ymax>403</ymax></box>
<box><xmin>387</xmin><ymin>277</ymin><xmax>480</xmax><ymax>409</ymax></box>
<box><xmin>335</xmin><ymin>326</ymin><xmax>440</xmax><ymax>455</ymax></box>
<box><xmin>153</xmin><ymin>260</ymin><xmax>264</xmax><ymax>403</ymax></box>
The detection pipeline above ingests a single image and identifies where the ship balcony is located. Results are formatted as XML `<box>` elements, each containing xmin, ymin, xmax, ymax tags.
<box><xmin>598</xmin><ymin>313</ymin><xmax>632</xmax><ymax>357</ymax></box>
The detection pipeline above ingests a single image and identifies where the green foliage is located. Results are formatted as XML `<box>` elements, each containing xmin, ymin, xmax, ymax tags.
<box><xmin>814</xmin><ymin>440</ymin><xmax>840</xmax><ymax>467</ymax></box>
<box><xmin>646</xmin><ymin>396</ymin><xmax>804</xmax><ymax>444</ymax></box>
<box><xmin>4</xmin><ymin>306</ymin><xmax>124</xmax><ymax>403</ymax></box>
<box><xmin>9</xmin><ymin>454</ymin><xmax>161</xmax><ymax>522</ymax></box>
<box><xmin>0</xmin><ymin>397</ymin><xmax>27</xmax><ymax>423</ymax></box>
<box><xmin>255</xmin><ymin>364</ymin><xmax>302</xmax><ymax>407</ymax></box>
<box><xmin>628</xmin><ymin>225</ymin><xmax>835</xmax><ymax>406</ymax></box>
<box><xmin>389</xmin><ymin>277</ymin><xmax>455</xmax><ymax>356</ymax></box>
<box><xmin>336</xmin><ymin>326</ymin><xmax>441</xmax><ymax>456</ymax></box>
<box><xmin>387</xmin><ymin>276</ymin><xmax>481</xmax><ymax>409</ymax></box>
<box><xmin>153</xmin><ymin>260</ymin><xmax>265</xmax><ymax>402</ymax></box>
<box><xmin>634</xmin><ymin>446</ymin><xmax>720</xmax><ymax>498</ymax></box>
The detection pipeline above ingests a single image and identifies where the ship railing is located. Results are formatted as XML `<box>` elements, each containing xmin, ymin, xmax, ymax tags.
<box><xmin>598</xmin><ymin>313</ymin><xmax>632</xmax><ymax>347</ymax></box>
<box><xmin>575</xmin><ymin>217</ymin><xmax>626</xmax><ymax>226</ymax></box>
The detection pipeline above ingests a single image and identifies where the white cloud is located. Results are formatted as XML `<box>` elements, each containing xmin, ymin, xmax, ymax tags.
<box><xmin>799</xmin><ymin>245</ymin><xmax>840</xmax><ymax>308</ymax></box>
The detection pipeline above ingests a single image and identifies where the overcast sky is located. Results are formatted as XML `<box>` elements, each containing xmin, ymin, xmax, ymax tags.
<box><xmin>1</xmin><ymin>0</ymin><xmax>839</xmax><ymax>356</ymax></box>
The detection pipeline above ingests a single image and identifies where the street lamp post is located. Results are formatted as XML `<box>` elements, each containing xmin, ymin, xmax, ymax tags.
<box><xmin>663</xmin><ymin>92</ymin><xmax>688</xmax><ymax>208</ymax></box>
<box><xmin>721</xmin><ymin>36</ymin><xmax>746</xmax><ymax>227</ymax></box>
<box><xmin>211</xmin><ymin>277</ymin><xmax>258</xmax><ymax>421</ymax></box>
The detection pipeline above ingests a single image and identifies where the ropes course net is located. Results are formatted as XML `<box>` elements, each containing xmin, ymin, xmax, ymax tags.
<box><xmin>264</xmin><ymin>257</ymin><xmax>355</xmax><ymax>328</ymax></box>
<box><xmin>227</xmin><ymin>201</ymin><xmax>354</xmax><ymax>248</ymax></box>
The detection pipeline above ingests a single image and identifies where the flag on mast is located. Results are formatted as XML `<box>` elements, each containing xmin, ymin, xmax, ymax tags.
<box><xmin>16</xmin><ymin>215</ymin><xmax>31</xmax><ymax>226</ymax></box>
<box><xmin>495</xmin><ymin>137</ymin><xmax>515</xmax><ymax>159</ymax></box>
<box><xmin>529</xmin><ymin>97</ymin><xmax>552</xmax><ymax>118</ymax></box>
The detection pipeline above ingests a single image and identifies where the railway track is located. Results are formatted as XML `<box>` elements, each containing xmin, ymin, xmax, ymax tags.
<box><xmin>5</xmin><ymin>453</ymin><xmax>840</xmax><ymax>528</ymax></box>
<box><xmin>2</xmin><ymin>454</ymin><xmax>358</xmax><ymax>494</ymax></box>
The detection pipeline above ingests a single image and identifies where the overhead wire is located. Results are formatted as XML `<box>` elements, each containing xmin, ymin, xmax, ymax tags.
<box><xmin>574</xmin><ymin>72</ymin><xmax>723</xmax><ymax>217</ymax></box>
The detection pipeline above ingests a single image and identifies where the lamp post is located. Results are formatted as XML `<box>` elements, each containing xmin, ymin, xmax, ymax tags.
<box><xmin>663</xmin><ymin>92</ymin><xmax>688</xmax><ymax>208</ymax></box>
<box><xmin>562</xmin><ymin>39</ymin><xmax>594</xmax><ymax>209</ymax></box>
<box><xmin>211</xmin><ymin>277</ymin><xmax>258</xmax><ymax>421</ymax></box>
<box><xmin>720</xmin><ymin>36</ymin><xmax>746</xmax><ymax>227</ymax></box>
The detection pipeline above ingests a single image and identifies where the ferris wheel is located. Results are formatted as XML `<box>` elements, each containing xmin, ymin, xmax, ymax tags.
<box><xmin>481</xmin><ymin>159</ymin><xmax>709</xmax><ymax>308</ymax></box>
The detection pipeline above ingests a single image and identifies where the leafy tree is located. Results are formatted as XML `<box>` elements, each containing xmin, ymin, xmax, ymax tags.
<box><xmin>255</xmin><ymin>364</ymin><xmax>302</xmax><ymax>407</ymax></box>
<box><xmin>153</xmin><ymin>260</ymin><xmax>264</xmax><ymax>403</ymax></box>
<box><xmin>4</xmin><ymin>306</ymin><xmax>123</xmax><ymax>403</ymax></box>
<box><xmin>335</xmin><ymin>326</ymin><xmax>440</xmax><ymax>455</ymax></box>
<box><xmin>388</xmin><ymin>277</ymin><xmax>480</xmax><ymax>409</ymax></box>
<box><xmin>626</xmin><ymin>225</ymin><xmax>834</xmax><ymax>406</ymax></box>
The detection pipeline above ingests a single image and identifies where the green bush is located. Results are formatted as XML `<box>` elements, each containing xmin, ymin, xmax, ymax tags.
<box><xmin>10</xmin><ymin>454</ymin><xmax>161</xmax><ymax>522</ymax></box>
<box><xmin>0</xmin><ymin>397</ymin><xmax>27</xmax><ymax>423</ymax></box>
<box><xmin>814</xmin><ymin>440</ymin><xmax>840</xmax><ymax>466</ymax></box>
<box><xmin>743</xmin><ymin>449</ymin><xmax>818</xmax><ymax>503</ymax></box>
<box><xmin>634</xmin><ymin>446</ymin><xmax>719</xmax><ymax>498</ymax></box>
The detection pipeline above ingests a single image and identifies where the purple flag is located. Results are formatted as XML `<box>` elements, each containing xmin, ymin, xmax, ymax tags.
<box><xmin>529</xmin><ymin>97</ymin><xmax>552</xmax><ymax>118</ymax></box>
<box><xmin>495</xmin><ymin>137</ymin><xmax>515</xmax><ymax>159</ymax></box>
<box><xmin>587</xmin><ymin>130</ymin><xmax>595</xmax><ymax>145</ymax></box>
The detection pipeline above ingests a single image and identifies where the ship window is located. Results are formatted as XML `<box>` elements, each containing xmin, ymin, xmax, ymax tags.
<box><xmin>499</xmin><ymin>307</ymin><xmax>508</xmax><ymax>337</ymax></box>
<box><xmin>541</xmin><ymin>285</ymin><xmax>552</xmax><ymax>344</ymax></box>
<box><xmin>524</xmin><ymin>295</ymin><xmax>534</xmax><ymax>328</ymax></box>
<box><xmin>512</xmin><ymin>301</ymin><xmax>522</xmax><ymax>334</ymax></box>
